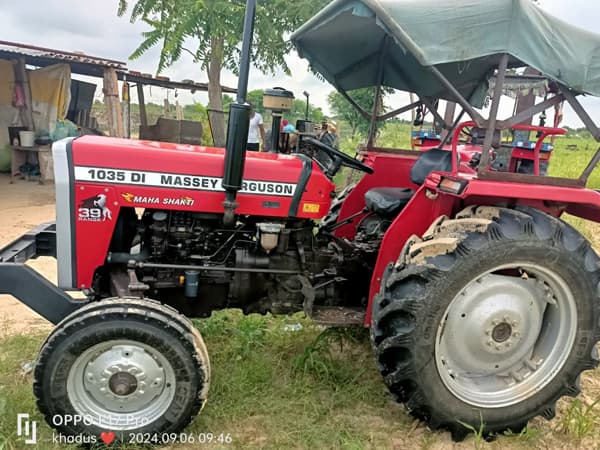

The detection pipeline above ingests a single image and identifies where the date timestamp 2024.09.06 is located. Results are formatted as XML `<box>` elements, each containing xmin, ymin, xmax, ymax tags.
<box><xmin>128</xmin><ymin>432</ymin><xmax>233</xmax><ymax>445</ymax></box>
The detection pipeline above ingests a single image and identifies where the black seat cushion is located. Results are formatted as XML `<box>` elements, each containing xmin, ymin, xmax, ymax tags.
<box><xmin>410</xmin><ymin>148</ymin><xmax>453</xmax><ymax>185</ymax></box>
<box><xmin>364</xmin><ymin>149</ymin><xmax>453</xmax><ymax>218</ymax></box>
<box><xmin>364</xmin><ymin>187</ymin><xmax>415</xmax><ymax>218</ymax></box>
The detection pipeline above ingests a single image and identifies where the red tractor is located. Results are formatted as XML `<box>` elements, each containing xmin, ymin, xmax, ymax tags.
<box><xmin>3</xmin><ymin>0</ymin><xmax>600</xmax><ymax>442</ymax></box>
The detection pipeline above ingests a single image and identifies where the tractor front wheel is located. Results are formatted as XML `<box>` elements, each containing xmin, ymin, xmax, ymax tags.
<box><xmin>34</xmin><ymin>298</ymin><xmax>210</xmax><ymax>441</ymax></box>
<box><xmin>371</xmin><ymin>206</ymin><xmax>600</xmax><ymax>440</ymax></box>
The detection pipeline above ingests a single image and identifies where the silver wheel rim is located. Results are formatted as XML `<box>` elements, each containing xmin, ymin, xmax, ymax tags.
<box><xmin>435</xmin><ymin>262</ymin><xmax>577</xmax><ymax>408</ymax></box>
<box><xmin>67</xmin><ymin>340</ymin><xmax>176</xmax><ymax>430</ymax></box>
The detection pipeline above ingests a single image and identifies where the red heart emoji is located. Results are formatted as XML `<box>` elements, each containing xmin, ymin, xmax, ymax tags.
<box><xmin>100</xmin><ymin>431</ymin><xmax>116</xmax><ymax>445</ymax></box>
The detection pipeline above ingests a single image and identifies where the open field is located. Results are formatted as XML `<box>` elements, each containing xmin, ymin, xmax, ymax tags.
<box><xmin>1</xmin><ymin>130</ymin><xmax>600</xmax><ymax>449</ymax></box>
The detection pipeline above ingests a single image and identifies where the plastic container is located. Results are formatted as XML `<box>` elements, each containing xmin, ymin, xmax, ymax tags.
<box><xmin>19</xmin><ymin>131</ymin><xmax>35</xmax><ymax>147</ymax></box>
<box><xmin>184</xmin><ymin>270</ymin><xmax>200</xmax><ymax>298</ymax></box>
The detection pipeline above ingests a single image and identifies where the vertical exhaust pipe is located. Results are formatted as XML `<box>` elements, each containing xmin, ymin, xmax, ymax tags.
<box><xmin>222</xmin><ymin>0</ymin><xmax>256</xmax><ymax>226</ymax></box>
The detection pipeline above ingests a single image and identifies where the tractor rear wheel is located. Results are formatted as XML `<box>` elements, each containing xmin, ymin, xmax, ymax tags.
<box><xmin>371</xmin><ymin>206</ymin><xmax>600</xmax><ymax>440</ymax></box>
<box><xmin>34</xmin><ymin>298</ymin><xmax>210</xmax><ymax>441</ymax></box>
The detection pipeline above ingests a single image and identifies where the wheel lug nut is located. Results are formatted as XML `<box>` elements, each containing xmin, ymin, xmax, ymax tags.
<box><xmin>514</xmin><ymin>332</ymin><xmax>520</xmax><ymax>338</ymax></box>
<box><xmin>505</xmin><ymin>342</ymin><xmax>511</xmax><ymax>348</ymax></box>
<box><xmin>512</xmin><ymin>321</ymin><xmax>518</xmax><ymax>327</ymax></box>
<box><xmin>492</xmin><ymin>319</ymin><xmax>499</xmax><ymax>325</ymax></box>
<box><xmin>485</xmin><ymin>329</ymin><xmax>491</xmax><ymax>335</ymax></box>
<box><xmin>495</xmin><ymin>345</ymin><xmax>501</xmax><ymax>351</ymax></box>
<box><xmin>487</xmin><ymin>341</ymin><xmax>494</xmax><ymax>346</ymax></box>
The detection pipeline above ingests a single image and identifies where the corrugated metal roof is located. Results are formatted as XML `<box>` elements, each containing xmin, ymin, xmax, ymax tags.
<box><xmin>0</xmin><ymin>40</ymin><xmax>126</xmax><ymax>68</ymax></box>
<box><xmin>0</xmin><ymin>40</ymin><xmax>236</xmax><ymax>93</ymax></box>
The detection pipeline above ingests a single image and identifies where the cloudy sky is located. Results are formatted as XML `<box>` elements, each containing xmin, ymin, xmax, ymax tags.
<box><xmin>0</xmin><ymin>0</ymin><xmax>599</xmax><ymax>127</ymax></box>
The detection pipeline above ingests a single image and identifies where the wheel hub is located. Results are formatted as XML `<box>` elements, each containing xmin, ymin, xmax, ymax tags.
<box><xmin>109</xmin><ymin>372</ymin><xmax>138</xmax><ymax>396</ymax></box>
<box><xmin>67</xmin><ymin>341</ymin><xmax>176</xmax><ymax>429</ymax></box>
<box><xmin>438</xmin><ymin>274</ymin><xmax>545</xmax><ymax>374</ymax></box>
<box><xmin>435</xmin><ymin>264</ymin><xmax>577</xmax><ymax>408</ymax></box>
<box><xmin>491</xmin><ymin>322</ymin><xmax>512</xmax><ymax>343</ymax></box>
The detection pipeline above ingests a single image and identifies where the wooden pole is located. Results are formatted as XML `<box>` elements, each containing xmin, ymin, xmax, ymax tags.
<box><xmin>136</xmin><ymin>83</ymin><xmax>147</xmax><ymax>128</ymax></box>
<box><xmin>103</xmin><ymin>68</ymin><xmax>124</xmax><ymax>137</ymax></box>
<box><xmin>122</xmin><ymin>82</ymin><xmax>131</xmax><ymax>138</ymax></box>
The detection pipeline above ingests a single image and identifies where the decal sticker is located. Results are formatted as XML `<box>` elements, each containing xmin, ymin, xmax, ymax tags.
<box><xmin>75</xmin><ymin>167</ymin><xmax>296</xmax><ymax>197</ymax></box>
<box><xmin>78</xmin><ymin>194</ymin><xmax>113</xmax><ymax>222</ymax></box>
<box><xmin>163</xmin><ymin>196</ymin><xmax>194</xmax><ymax>206</ymax></box>
<box><xmin>302</xmin><ymin>203</ymin><xmax>320</xmax><ymax>213</ymax></box>
<box><xmin>262</xmin><ymin>201</ymin><xmax>281</xmax><ymax>209</ymax></box>
<box><xmin>121</xmin><ymin>192</ymin><xmax>195</xmax><ymax>206</ymax></box>
<box><xmin>121</xmin><ymin>193</ymin><xmax>159</xmax><ymax>204</ymax></box>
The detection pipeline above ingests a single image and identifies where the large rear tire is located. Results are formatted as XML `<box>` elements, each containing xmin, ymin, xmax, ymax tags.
<box><xmin>34</xmin><ymin>298</ymin><xmax>210</xmax><ymax>441</ymax></box>
<box><xmin>371</xmin><ymin>206</ymin><xmax>600</xmax><ymax>440</ymax></box>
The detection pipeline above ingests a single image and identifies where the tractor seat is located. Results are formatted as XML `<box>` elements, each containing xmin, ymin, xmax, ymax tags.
<box><xmin>364</xmin><ymin>149</ymin><xmax>453</xmax><ymax>218</ymax></box>
<box><xmin>364</xmin><ymin>187</ymin><xmax>415</xmax><ymax>219</ymax></box>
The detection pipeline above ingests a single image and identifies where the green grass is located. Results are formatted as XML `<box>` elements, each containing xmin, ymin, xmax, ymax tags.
<box><xmin>557</xmin><ymin>397</ymin><xmax>600</xmax><ymax>440</ymax></box>
<box><xmin>4</xmin><ymin>314</ymin><xmax>600</xmax><ymax>450</ymax></box>
<box><xmin>0</xmin><ymin>313</ymin><xmax>414</xmax><ymax>450</ymax></box>
<box><xmin>549</xmin><ymin>137</ymin><xmax>600</xmax><ymax>189</ymax></box>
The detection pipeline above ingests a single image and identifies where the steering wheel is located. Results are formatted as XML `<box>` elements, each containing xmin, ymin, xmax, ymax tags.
<box><xmin>303</xmin><ymin>137</ymin><xmax>374</xmax><ymax>175</ymax></box>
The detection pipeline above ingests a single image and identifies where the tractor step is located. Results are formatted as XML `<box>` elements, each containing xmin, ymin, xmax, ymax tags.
<box><xmin>310</xmin><ymin>306</ymin><xmax>365</xmax><ymax>327</ymax></box>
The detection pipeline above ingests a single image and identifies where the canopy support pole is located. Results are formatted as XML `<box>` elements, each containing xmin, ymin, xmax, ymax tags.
<box><xmin>439</xmin><ymin>109</ymin><xmax>466</xmax><ymax>148</ymax></box>
<box><xmin>499</xmin><ymin>94</ymin><xmax>565</xmax><ymax>129</ymax></box>
<box><xmin>478</xmin><ymin>54</ymin><xmax>509</xmax><ymax>175</ymax></box>
<box><xmin>561</xmin><ymin>88</ymin><xmax>600</xmax><ymax>142</ymax></box>
<box><xmin>420</xmin><ymin>97</ymin><xmax>450</xmax><ymax>130</ymax></box>
<box><xmin>336</xmin><ymin>87</ymin><xmax>372</xmax><ymax>121</ymax></box>
<box><xmin>580</xmin><ymin>147</ymin><xmax>600</xmax><ymax>185</ymax></box>
<box><xmin>428</xmin><ymin>65</ymin><xmax>485</xmax><ymax>126</ymax></box>
<box><xmin>560</xmin><ymin>87</ymin><xmax>600</xmax><ymax>186</ymax></box>
<box><xmin>376</xmin><ymin>101</ymin><xmax>421</xmax><ymax>122</ymax></box>
<box><xmin>367</xmin><ymin>86</ymin><xmax>382</xmax><ymax>148</ymax></box>
<box><xmin>441</xmin><ymin>102</ymin><xmax>457</xmax><ymax>140</ymax></box>
<box><xmin>367</xmin><ymin>36</ymin><xmax>389</xmax><ymax>147</ymax></box>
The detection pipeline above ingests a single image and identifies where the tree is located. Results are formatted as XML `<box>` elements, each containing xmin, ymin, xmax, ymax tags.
<box><xmin>118</xmin><ymin>0</ymin><xmax>327</xmax><ymax>146</ymax></box>
<box><xmin>327</xmin><ymin>88</ymin><xmax>388</xmax><ymax>138</ymax></box>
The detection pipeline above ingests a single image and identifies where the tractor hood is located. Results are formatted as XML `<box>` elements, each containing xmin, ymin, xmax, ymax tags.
<box><xmin>61</xmin><ymin>135</ymin><xmax>333</xmax><ymax>219</ymax></box>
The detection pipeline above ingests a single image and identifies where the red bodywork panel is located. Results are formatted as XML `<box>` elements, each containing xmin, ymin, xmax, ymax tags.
<box><xmin>70</xmin><ymin>136</ymin><xmax>334</xmax><ymax>288</ymax></box>
<box><xmin>353</xmin><ymin>147</ymin><xmax>600</xmax><ymax>326</ymax></box>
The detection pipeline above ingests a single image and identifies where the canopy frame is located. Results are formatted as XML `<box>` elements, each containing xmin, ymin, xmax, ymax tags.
<box><xmin>293</xmin><ymin>0</ymin><xmax>600</xmax><ymax>187</ymax></box>
<box><xmin>342</xmin><ymin>53</ymin><xmax>600</xmax><ymax>187</ymax></box>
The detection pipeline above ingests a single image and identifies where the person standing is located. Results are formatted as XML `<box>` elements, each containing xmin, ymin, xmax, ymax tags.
<box><xmin>247</xmin><ymin>102</ymin><xmax>265</xmax><ymax>151</ymax></box>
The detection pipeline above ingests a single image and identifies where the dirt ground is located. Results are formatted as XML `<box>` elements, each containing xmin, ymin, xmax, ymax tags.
<box><xmin>0</xmin><ymin>174</ymin><xmax>56</xmax><ymax>336</ymax></box>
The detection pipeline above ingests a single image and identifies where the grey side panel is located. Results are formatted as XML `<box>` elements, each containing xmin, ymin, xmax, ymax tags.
<box><xmin>0</xmin><ymin>223</ymin><xmax>56</xmax><ymax>262</ymax></box>
<box><xmin>0</xmin><ymin>263</ymin><xmax>85</xmax><ymax>324</ymax></box>
<box><xmin>52</xmin><ymin>138</ymin><xmax>76</xmax><ymax>289</ymax></box>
